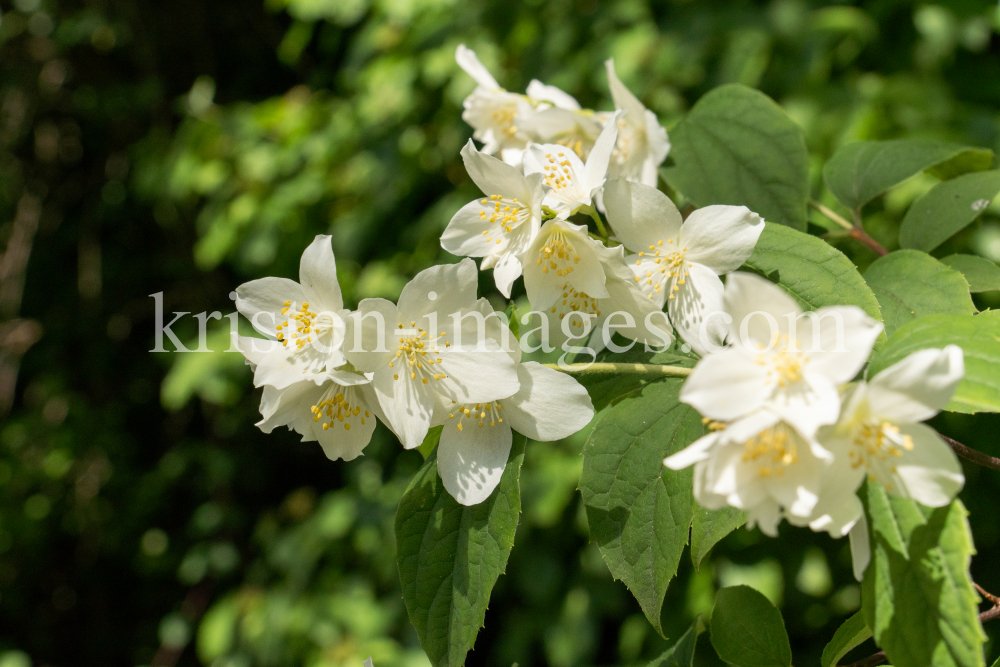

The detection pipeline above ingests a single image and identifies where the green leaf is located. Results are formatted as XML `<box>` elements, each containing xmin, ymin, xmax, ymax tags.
<box><xmin>925</xmin><ymin>147</ymin><xmax>995</xmax><ymax>180</ymax></box>
<box><xmin>867</xmin><ymin>313</ymin><xmax>1000</xmax><ymax>413</ymax></box>
<box><xmin>395</xmin><ymin>434</ymin><xmax>525</xmax><ymax>667</ymax></box>
<box><xmin>899</xmin><ymin>170</ymin><xmax>1000</xmax><ymax>252</ymax></box>
<box><xmin>648</xmin><ymin>619</ymin><xmax>704</xmax><ymax>667</ymax></box>
<box><xmin>860</xmin><ymin>484</ymin><xmax>985</xmax><ymax>667</ymax></box>
<box><xmin>823</xmin><ymin>139</ymin><xmax>993</xmax><ymax>210</ymax></box>
<box><xmin>863</xmin><ymin>250</ymin><xmax>977</xmax><ymax>338</ymax></box>
<box><xmin>710</xmin><ymin>585</ymin><xmax>792</xmax><ymax>667</ymax></box>
<box><xmin>579</xmin><ymin>378</ymin><xmax>703</xmax><ymax>635</ymax></box>
<box><xmin>661</xmin><ymin>84</ymin><xmax>809</xmax><ymax>230</ymax></box>
<box><xmin>743</xmin><ymin>222</ymin><xmax>886</xmax><ymax>348</ymax></box>
<box><xmin>690</xmin><ymin>506</ymin><xmax>746</xmax><ymax>571</ymax></box>
<box><xmin>821</xmin><ymin>611</ymin><xmax>873</xmax><ymax>667</ymax></box>
<box><xmin>941</xmin><ymin>255</ymin><xmax>1000</xmax><ymax>293</ymax></box>
<box><xmin>417</xmin><ymin>425</ymin><xmax>442</xmax><ymax>459</ymax></box>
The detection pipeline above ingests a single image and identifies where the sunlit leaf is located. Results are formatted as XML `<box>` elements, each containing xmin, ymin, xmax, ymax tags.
<box><xmin>940</xmin><ymin>255</ymin><xmax>1000</xmax><ymax>293</ymax></box>
<box><xmin>899</xmin><ymin>170</ymin><xmax>1000</xmax><ymax>252</ymax></box>
<box><xmin>820</xmin><ymin>611</ymin><xmax>872</xmax><ymax>667</ymax></box>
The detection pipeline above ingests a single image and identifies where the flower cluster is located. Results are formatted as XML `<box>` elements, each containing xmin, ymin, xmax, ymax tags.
<box><xmin>234</xmin><ymin>239</ymin><xmax>594</xmax><ymax>505</ymax></box>
<box><xmin>664</xmin><ymin>272</ymin><xmax>965</xmax><ymax>578</ymax></box>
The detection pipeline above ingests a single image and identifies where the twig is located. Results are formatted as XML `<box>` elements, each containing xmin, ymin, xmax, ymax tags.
<box><xmin>940</xmin><ymin>434</ymin><xmax>1000</xmax><ymax>472</ymax></box>
<box><xmin>844</xmin><ymin>651</ymin><xmax>886</xmax><ymax>667</ymax></box>
<box><xmin>808</xmin><ymin>199</ymin><xmax>889</xmax><ymax>256</ymax></box>
<box><xmin>586</xmin><ymin>205</ymin><xmax>609</xmax><ymax>238</ymax></box>
<box><xmin>848</xmin><ymin>227</ymin><xmax>889</xmax><ymax>256</ymax></box>
<box><xmin>975</xmin><ymin>583</ymin><xmax>1000</xmax><ymax>606</ymax></box>
<box><xmin>809</xmin><ymin>199</ymin><xmax>854</xmax><ymax>231</ymax></box>
<box><xmin>542</xmin><ymin>362</ymin><xmax>691</xmax><ymax>377</ymax></box>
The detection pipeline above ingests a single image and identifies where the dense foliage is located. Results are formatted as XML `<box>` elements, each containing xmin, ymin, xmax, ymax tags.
<box><xmin>1</xmin><ymin>1</ymin><xmax>1000</xmax><ymax>667</ymax></box>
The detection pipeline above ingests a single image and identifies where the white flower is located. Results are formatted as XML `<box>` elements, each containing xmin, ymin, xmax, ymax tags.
<box><xmin>522</xmin><ymin>218</ymin><xmax>672</xmax><ymax>348</ymax></box>
<box><xmin>604</xmin><ymin>60</ymin><xmax>670</xmax><ymax>186</ymax></box>
<box><xmin>234</xmin><ymin>235</ymin><xmax>350</xmax><ymax>389</ymax></box>
<box><xmin>665</xmin><ymin>408</ymin><xmax>842</xmax><ymax>537</ymax></box>
<box><xmin>603</xmin><ymin>179</ymin><xmax>764</xmax><ymax>356</ymax></box>
<box><xmin>680</xmin><ymin>271</ymin><xmax>883</xmax><ymax>435</ymax></box>
<box><xmin>344</xmin><ymin>259</ymin><xmax>520</xmax><ymax>450</ymax></box>
<box><xmin>525</xmin><ymin>79</ymin><xmax>582</xmax><ymax>111</ymax></box>
<box><xmin>522</xmin><ymin>112</ymin><xmax>622</xmax><ymax>218</ymax></box>
<box><xmin>440</xmin><ymin>141</ymin><xmax>545</xmax><ymax>297</ymax></box>
<box><xmin>235</xmin><ymin>336</ymin><xmax>379</xmax><ymax>461</ymax></box>
<box><xmin>433</xmin><ymin>356</ymin><xmax>595</xmax><ymax>506</ymax></box>
<box><xmin>518</xmin><ymin>107</ymin><xmax>606</xmax><ymax>162</ymax></box>
<box><xmin>456</xmin><ymin>44</ymin><xmax>536</xmax><ymax>162</ymax></box>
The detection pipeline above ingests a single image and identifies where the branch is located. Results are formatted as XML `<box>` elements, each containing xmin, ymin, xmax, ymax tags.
<box><xmin>808</xmin><ymin>199</ymin><xmax>889</xmax><ymax>256</ymax></box>
<box><xmin>849</xmin><ymin>226</ymin><xmax>889</xmax><ymax>256</ymax></box>
<box><xmin>542</xmin><ymin>362</ymin><xmax>691</xmax><ymax>377</ymax></box>
<box><xmin>809</xmin><ymin>199</ymin><xmax>854</xmax><ymax>231</ymax></box>
<box><xmin>940</xmin><ymin>434</ymin><xmax>1000</xmax><ymax>472</ymax></box>
<box><xmin>842</xmin><ymin>585</ymin><xmax>1000</xmax><ymax>667</ymax></box>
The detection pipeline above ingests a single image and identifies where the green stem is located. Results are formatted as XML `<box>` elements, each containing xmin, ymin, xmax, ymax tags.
<box><xmin>808</xmin><ymin>199</ymin><xmax>889</xmax><ymax>256</ymax></box>
<box><xmin>808</xmin><ymin>199</ymin><xmax>853</xmax><ymax>231</ymax></box>
<box><xmin>586</xmin><ymin>205</ymin><xmax>609</xmax><ymax>238</ymax></box>
<box><xmin>542</xmin><ymin>362</ymin><xmax>691</xmax><ymax>377</ymax></box>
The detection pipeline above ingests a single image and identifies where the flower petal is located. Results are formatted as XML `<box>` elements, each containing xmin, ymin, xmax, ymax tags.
<box><xmin>680</xmin><ymin>348</ymin><xmax>770</xmax><ymax>420</ymax></box>
<box><xmin>867</xmin><ymin>345</ymin><xmax>964</xmax><ymax>423</ymax></box>
<box><xmin>493</xmin><ymin>251</ymin><xmax>523</xmax><ymax>299</ymax></box>
<box><xmin>344</xmin><ymin>298</ymin><xmax>398</xmax><ymax>372</ymax></box>
<box><xmin>257</xmin><ymin>382</ymin><xmax>323</xmax><ymax>435</ymax></box>
<box><xmin>582</xmin><ymin>111</ymin><xmax>622</xmax><ymax>193</ymax></box>
<box><xmin>455</xmin><ymin>44</ymin><xmax>500</xmax><ymax>90</ymax></box>
<box><xmin>441</xmin><ymin>199</ymin><xmax>511</xmax><ymax>258</ymax></box>
<box><xmin>236</xmin><ymin>277</ymin><xmax>305</xmax><ymax>337</ymax></box>
<box><xmin>680</xmin><ymin>206</ymin><xmax>764</xmax><ymax>275</ymax></box>
<box><xmin>797</xmin><ymin>306</ymin><xmax>882</xmax><ymax>384</ymax></box>
<box><xmin>434</xmin><ymin>343</ymin><xmax>519</xmax><ymax>404</ymax></box>
<box><xmin>373</xmin><ymin>366</ymin><xmax>434</xmax><ymax>449</ymax></box>
<box><xmin>603</xmin><ymin>178</ymin><xmax>682</xmax><ymax>254</ymax></box>
<box><xmin>525</xmin><ymin>79</ymin><xmax>581</xmax><ymax>110</ymax></box>
<box><xmin>668</xmin><ymin>263</ymin><xmax>727</xmax><ymax>357</ymax></box>
<box><xmin>437</xmin><ymin>418</ymin><xmax>512</xmax><ymax>505</ymax></box>
<box><xmin>312</xmin><ymin>394</ymin><xmax>376</xmax><ymax>462</ymax></box>
<box><xmin>298</xmin><ymin>235</ymin><xmax>343</xmax><ymax>312</ymax></box>
<box><xmin>605</xmin><ymin>60</ymin><xmax>647</xmax><ymax>126</ymax></box>
<box><xmin>397</xmin><ymin>258</ymin><xmax>479</xmax><ymax>324</ymax></box>
<box><xmin>503</xmin><ymin>362</ymin><xmax>594</xmax><ymax>441</ymax></box>
<box><xmin>891</xmin><ymin>422</ymin><xmax>964</xmax><ymax>507</ymax></box>
<box><xmin>723</xmin><ymin>272</ymin><xmax>801</xmax><ymax>349</ymax></box>
<box><xmin>460</xmin><ymin>140</ymin><xmax>542</xmax><ymax>204</ymax></box>
<box><xmin>664</xmin><ymin>432</ymin><xmax>720</xmax><ymax>470</ymax></box>
<box><xmin>523</xmin><ymin>220</ymin><xmax>607</xmax><ymax>310</ymax></box>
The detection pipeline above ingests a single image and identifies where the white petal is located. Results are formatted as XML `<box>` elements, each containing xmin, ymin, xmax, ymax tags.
<box><xmin>252</xmin><ymin>335</ymin><xmax>345</xmax><ymax>389</ymax></box>
<box><xmin>311</xmin><ymin>387</ymin><xmax>377</xmax><ymax>461</ymax></box>
<box><xmin>298</xmin><ymin>235</ymin><xmax>343</xmax><ymax>312</ymax></box>
<box><xmin>797</xmin><ymin>306</ymin><xmax>882</xmax><ymax>384</ymax></box>
<box><xmin>643</xmin><ymin>108</ymin><xmax>670</xmax><ymax>168</ymax></box>
<box><xmin>724</xmin><ymin>272</ymin><xmax>801</xmax><ymax>348</ymax></box>
<box><xmin>668</xmin><ymin>263</ymin><xmax>727</xmax><ymax>357</ymax></box>
<box><xmin>397</xmin><ymin>258</ymin><xmax>479</xmax><ymax>324</ymax></box>
<box><xmin>460</xmin><ymin>140</ymin><xmax>541</xmax><ymax>204</ymax></box>
<box><xmin>344</xmin><ymin>298</ymin><xmax>398</xmax><ymax>372</ymax></box>
<box><xmin>373</xmin><ymin>366</ymin><xmax>434</xmax><ymax>449</ymax></box>
<box><xmin>523</xmin><ymin>220</ymin><xmax>607</xmax><ymax>310</ymax></box>
<box><xmin>525</xmin><ymin>79</ymin><xmax>580</xmax><ymax>110</ymax></box>
<box><xmin>441</xmin><ymin>199</ymin><xmax>516</xmax><ymax>259</ymax></box>
<box><xmin>582</xmin><ymin>111</ymin><xmax>622</xmax><ymax>193</ymax></box>
<box><xmin>455</xmin><ymin>44</ymin><xmax>500</xmax><ymax>90</ymax></box>
<box><xmin>503</xmin><ymin>362</ymin><xmax>594</xmax><ymax>441</ymax></box>
<box><xmin>437</xmin><ymin>418</ymin><xmax>512</xmax><ymax>505</ymax></box>
<box><xmin>848</xmin><ymin>517</ymin><xmax>871</xmax><ymax>581</ymax></box>
<box><xmin>680</xmin><ymin>206</ymin><xmax>764</xmax><ymax>275</ymax></box>
<box><xmin>867</xmin><ymin>346</ymin><xmax>964</xmax><ymax>423</ymax></box>
<box><xmin>603</xmin><ymin>178</ymin><xmax>682</xmax><ymax>254</ymax></box>
<box><xmin>664</xmin><ymin>432</ymin><xmax>720</xmax><ymax>470</ymax></box>
<box><xmin>493</xmin><ymin>251</ymin><xmax>523</xmax><ymax>299</ymax></box>
<box><xmin>605</xmin><ymin>60</ymin><xmax>647</xmax><ymax>124</ymax></box>
<box><xmin>680</xmin><ymin>348</ymin><xmax>770</xmax><ymax>421</ymax></box>
<box><xmin>257</xmin><ymin>382</ymin><xmax>323</xmax><ymax>435</ymax></box>
<box><xmin>233</xmin><ymin>334</ymin><xmax>271</xmax><ymax>369</ymax></box>
<box><xmin>891</xmin><ymin>423</ymin><xmax>964</xmax><ymax>507</ymax></box>
<box><xmin>434</xmin><ymin>343</ymin><xmax>519</xmax><ymax>404</ymax></box>
<box><xmin>236</xmin><ymin>277</ymin><xmax>305</xmax><ymax>337</ymax></box>
<box><xmin>770</xmin><ymin>370</ymin><xmax>843</xmax><ymax>436</ymax></box>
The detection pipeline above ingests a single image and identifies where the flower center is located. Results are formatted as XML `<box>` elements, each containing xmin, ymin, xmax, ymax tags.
<box><xmin>539</xmin><ymin>151</ymin><xmax>580</xmax><ymax>192</ymax></box>
<box><xmin>742</xmin><ymin>424</ymin><xmax>798</xmax><ymax>477</ymax></box>
<box><xmin>849</xmin><ymin>421</ymin><xmax>914</xmax><ymax>480</ymax></box>
<box><xmin>492</xmin><ymin>108</ymin><xmax>518</xmax><ymax>138</ymax></box>
<box><xmin>276</xmin><ymin>300</ymin><xmax>336</xmax><ymax>349</ymax></box>
<box><xmin>556</xmin><ymin>137</ymin><xmax>586</xmax><ymax>159</ymax></box>
<box><xmin>390</xmin><ymin>322</ymin><xmax>449</xmax><ymax>385</ymax></box>
<box><xmin>632</xmin><ymin>239</ymin><xmax>692</xmax><ymax>300</ymax></box>
<box><xmin>755</xmin><ymin>337</ymin><xmax>808</xmax><ymax>388</ymax></box>
<box><xmin>536</xmin><ymin>231</ymin><xmax>581</xmax><ymax>277</ymax></box>
<box><xmin>311</xmin><ymin>386</ymin><xmax>369</xmax><ymax>432</ymax></box>
<box><xmin>447</xmin><ymin>401</ymin><xmax>503</xmax><ymax>431</ymax></box>
<box><xmin>549</xmin><ymin>283</ymin><xmax>601</xmax><ymax>329</ymax></box>
<box><xmin>478</xmin><ymin>194</ymin><xmax>527</xmax><ymax>246</ymax></box>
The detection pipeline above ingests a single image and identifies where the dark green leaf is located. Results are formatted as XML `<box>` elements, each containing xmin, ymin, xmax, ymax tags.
<box><xmin>396</xmin><ymin>434</ymin><xmax>525</xmax><ymax>667</ymax></box>
<box><xmin>661</xmin><ymin>84</ymin><xmax>809</xmax><ymax>230</ymax></box>
<box><xmin>579</xmin><ymin>378</ymin><xmax>703</xmax><ymax>635</ymax></box>
<box><xmin>417</xmin><ymin>425</ymin><xmax>443</xmax><ymax>459</ymax></box>
<box><xmin>863</xmin><ymin>250</ymin><xmax>977</xmax><ymax>338</ymax></box>
<box><xmin>867</xmin><ymin>313</ymin><xmax>1000</xmax><ymax>414</ymax></box>
<box><xmin>821</xmin><ymin>611</ymin><xmax>872</xmax><ymax>667</ymax></box>
<box><xmin>925</xmin><ymin>147</ymin><xmax>995</xmax><ymax>180</ymax></box>
<box><xmin>710</xmin><ymin>585</ymin><xmax>792</xmax><ymax>667</ymax></box>
<box><xmin>743</xmin><ymin>222</ymin><xmax>886</xmax><ymax>348</ymax></box>
<box><xmin>899</xmin><ymin>170</ymin><xmax>1000</xmax><ymax>252</ymax></box>
<box><xmin>690</xmin><ymin>506</ymin><xmax>746</xmax><ymax>571</ymax></box>
<box><xmin>940</xmin><ymin>254</ymin><xmax>1000</xmax><ymax>293</ymax></box>
<box><xmin>860</xmin><ymin>484</ymin><xmax>985</xmax><ymax>667</ymax></box>
<box><xmin>823</xmin><ymin>139</ymin><xmax>993</xmax><ymax>210</ymax></box>
<box><xmin>648</xmin><ymin>619</ymin><xmax>704</xmax><ymax>667</ymax></box>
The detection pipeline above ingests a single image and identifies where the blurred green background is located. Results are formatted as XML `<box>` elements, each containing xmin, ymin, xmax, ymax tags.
<box><xmin>2</xmin><ymin>0</ymin><xmax>1000</xmax><ymax>665</ymax></box>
